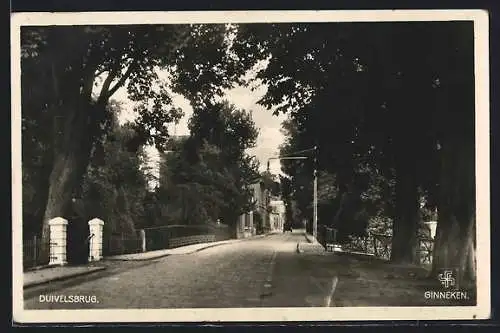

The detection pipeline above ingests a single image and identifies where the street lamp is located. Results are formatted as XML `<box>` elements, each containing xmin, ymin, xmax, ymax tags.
<box><xmin>266</xmin><ymin>146</ymin><xmax>318</xmax><ymax>242</ymax></box>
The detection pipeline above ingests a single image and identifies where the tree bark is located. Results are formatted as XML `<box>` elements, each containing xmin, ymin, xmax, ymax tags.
<box><xmin>41</xmin><ymin>151</ymin><xmax>81</xmax><ymax>241</ymax></box>
<box><xmin>40</xmin><ymin>102</ymin><xmax>98</xmax><ymax>256</ymax></box>
<box><xmin>229</xmin><ymin>222</ymin><xmax>239</xmax><ymax>239</ymax></box>
<box><xmin>331</xmin><ymin>190</ymin><xmax>348</xmax><ymax>228</ymax></box>
<box><xmin>431</xmin><ymin>138</ymin><xmax>476</xmax><ymax>287</ymax></box>
<box><xmin>390</xmin><ymin>147</ymin><xmax>420</xmax><ymax>264</ymax></box>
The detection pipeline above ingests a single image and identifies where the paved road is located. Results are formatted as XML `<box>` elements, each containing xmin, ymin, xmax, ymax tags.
<box><xmin>24</xmin><ymin>230</ymin><xmax>338</xmax><ymax>309</ymax></box>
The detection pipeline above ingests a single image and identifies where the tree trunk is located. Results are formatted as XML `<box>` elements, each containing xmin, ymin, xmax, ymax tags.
<box><xmin>40</xmin><ymin>102</ymin><xmax>97</xmax><ymax>257</ymax></box>
<box><xmin>41</xmin><ymin>151</ymin><xmax>82</xmax><ymax>241</ymax></box>
<box><xmin>460</xmin><ymin>218</ymin><xmax>476</xmax><ymax>283</ymax></box>
<box><xmin>431</xmin><ymin>138</ymin><xmax>475</xmax><ymax>288</ymax></box>
<box><xmin>390</xmin><ymin>149</ymin><xmax>420</xmax><ymax>264</ymax></box>
<box><xmin>229</xmin><ymin>222</ymin><xmax>239</xmax><ymax>239</ymax></box>
<box><xmin>331</xmin><ymin>190</ymin><xmax>348</xmax><ymax>228</ymax></box>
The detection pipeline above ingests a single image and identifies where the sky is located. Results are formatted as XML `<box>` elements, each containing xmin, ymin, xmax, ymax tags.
<box><xmin>110</xmin><ymin>74</ymin><xmax>287</xmax><ymax>179</ymax></box>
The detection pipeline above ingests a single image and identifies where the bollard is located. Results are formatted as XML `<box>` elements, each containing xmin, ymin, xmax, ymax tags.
<box><xmin>49</xmin><ymin>217</ymin><xmax>68</xmax><ymax>266</ymax></box>
<box><xmin>249</xmin><ymin>211</ymin><xmax>254</xmax><ymax>235</ymax></box>
<box><xmin>139</xmin><ymin>229</ymin><xmax>146</xmax><ymax>252</ymax></box>
<box><xmin>88</xmin><ymin>218</ymin><xmax>104</xmax><ymax>262</ymax></box>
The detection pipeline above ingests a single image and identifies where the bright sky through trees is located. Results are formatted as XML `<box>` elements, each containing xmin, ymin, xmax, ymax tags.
<box><xmin>104</xmin><ymin>67</ymin><xmax>287</xmax><ymax>183</ymax></box>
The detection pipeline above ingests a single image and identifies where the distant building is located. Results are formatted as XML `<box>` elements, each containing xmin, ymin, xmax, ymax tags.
<box><xmin>269</xmin><ymin>199</ymin><xmax>285</xmax><ymax>232</ymax></box>
<box><xmin>235</xmin><ymin>177</ymin><xmax>274</xmax><ymax>239</ymax></box>
<box><xmin>423</xmin><ymin>221</ymin><xmax>438</xmax><ymax>240</ymax></box>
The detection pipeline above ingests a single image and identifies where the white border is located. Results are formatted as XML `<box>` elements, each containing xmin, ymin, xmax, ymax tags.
<box><xmin>11</xmin><ymin>10</ymin><xmax>490</xmax><ymax>323</ymax></box>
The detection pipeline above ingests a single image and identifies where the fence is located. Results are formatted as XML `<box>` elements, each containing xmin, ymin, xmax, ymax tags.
<box><xmin>29</xmin><ymin>223</ymin><xmax>232</xmax><ymax>258</ymax></box>
<box><xmin>169</xmin><ymin>234</ymin><xmax>216</xmax><ymax>248</ymax></box>
<box><xmin>145</xmin><ymin>223</ymin><xmax>231</xmax><ymax>251</ymax></box>
<box><xmin>317</xmin><ymin>225</ymin><xmax>337</xmax><ymax>247</ymax></box>
<box><xmin>342</xmin><ymin>233</ymin><xmax>392</xmax><ymax>260</ymax></box>
<box><xmin>317</xmin><ymin>225</ymin><xmax>435</xmax><ymax>265</ymax></box>
<box><xmin>419</xmin><ymin>236</ymin><xmax>434</xmax><ymax>264</ymax></box>
<box><xmin>104</xmin><ymin>231</ymin><xmax>143</xmax><ymax>256</ymax></box>
<box><xmin>102</xmin><ymin>223</ymin><xmax>231</xmax><ymax>255</ymax></box>
<box><xmin>23</xmin><ymin>235</ymin><xmax>51</xmax><ymax>270</ymax></box>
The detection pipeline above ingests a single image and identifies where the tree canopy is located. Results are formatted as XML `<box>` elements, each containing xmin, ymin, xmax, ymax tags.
<box><xmin>232</xmin><ymin>21</ymin><xmax>476</xmax><ymax>282</ymax></box>
<box><xmin>21</xmin><ymin>21</ymin><xmax>477</xmax><ymax>285</ymax></box>
<box><xmin>156</xmin><ymin>101</ymin><xmax>260</xmax><ymax>231</ymax></box>
<box><xmin>21</xmin><ymin>24</ymin><xmax>264</xmax><ymax>243</ymax></box>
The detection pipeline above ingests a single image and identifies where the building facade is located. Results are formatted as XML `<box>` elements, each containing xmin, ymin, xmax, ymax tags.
<box><xmin>269</xmin><ymin>199</ymin><xmax>285</xmax><ymax>232</ymax></box>
<box><xmin>235</xmin><ymin>179</ymin><xmax>272</xmax><ymax>238</ymax></box>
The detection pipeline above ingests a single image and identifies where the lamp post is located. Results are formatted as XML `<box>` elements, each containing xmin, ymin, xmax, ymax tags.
<box><xmin>267</xmin><ymin>145</ymin><xmax>318</xmax><ymax>242</ymax></box>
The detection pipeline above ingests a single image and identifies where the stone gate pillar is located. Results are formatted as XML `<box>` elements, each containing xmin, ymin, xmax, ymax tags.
<box><xmin>88</xmin><ymin>218</ymin><xmax>104</xmax><ymax>262</ymax></box>
<box><xmin>49</xmin><ymin>217</ymin><xmax>68</xmax><ymax>266</ymax></box>
<box><xmin>249</xmin><ymin>211</ymin><xmax>254</xmax><ymax>235</ymax></box>
<box><xmin>139</xmin><ymin>229</ymin><xmax>146</xmax><ymax>252</ymax></box>
<box><xmin>238</xmin><ymin>214</ymin><xmax>245</xmax><ymax>238</ymax></box>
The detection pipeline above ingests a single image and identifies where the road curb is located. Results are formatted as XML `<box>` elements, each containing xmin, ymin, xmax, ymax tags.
<box><xmin>304</xmin><ymin>232</ymin><xmax>314</xmax><ymax>243</ymax></box>
<box><xmin>296</xmin><ymin>242</ymin><xmax>304</xmax><ymax>253</ymax></box>
<box><xmin>192</xmin><ymin>240</ymin><xmax>239</xmax><ymax>253</ymax></box>
<box><xmin>104</xmin><ymin>233</ymin><xmax>275</xmax><ymax>261</ymax></box>
<box><xmin>193</xmin><ymin>234</ymin><xmax>272</xmax><ymax>253</ymax></box>
<box><xmin>105</xmin><ymin>254</ymin><xmax>172</xmax><ymax>262</ymax></box>
<box><xmin>24</xmin><ymin>266</ymin><xmax>107</xmax><ymax>289</ymax></box>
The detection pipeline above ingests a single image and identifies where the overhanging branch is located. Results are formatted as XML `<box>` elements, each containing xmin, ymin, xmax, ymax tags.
<box><xmin>107</xmin><ymin>58</ymin><xmax>139</xmax><ymax>98</ymax></box>
<box><xmin>97</xmin><ymin>64</ymin><xmax>121</xmax><ymax>104</ymax></box>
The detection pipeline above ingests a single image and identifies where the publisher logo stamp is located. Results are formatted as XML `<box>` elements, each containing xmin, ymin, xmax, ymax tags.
<box><xmin>438</xmin><ymin>269</ymin><xmax>456</xmax><ymax>289</ymax></box>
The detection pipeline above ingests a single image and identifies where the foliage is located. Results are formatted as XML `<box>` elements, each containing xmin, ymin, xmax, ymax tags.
<box><xmin>261</xmin><ymin>171</ymin><xmax>281</xmax><ymax>197</ymax></box>
<box><xmin>233</xmin><ymin>22</ymin><xmax>475</xmax><ymax>267</ymax></box>
<box><xmin>156</xmin><ymin>101</ymin><xmax>260</xmax><ymax>228</ymax></box>
<box><xmin>21</xmin><ymin>24</ymin><xmax>260</xmax><ymax>150</ymax></box>
<box><xmin>80</xmin><ymin>103</ymin><xmax>149</xmax><ymax>235</ymax></box>
<box><xmin>21</xmin><ymin>24</ymin><xmax>264</xmax><ymax>240</ymax></box>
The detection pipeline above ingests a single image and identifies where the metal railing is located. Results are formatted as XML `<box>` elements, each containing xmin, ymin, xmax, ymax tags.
<box><xmin>104</xmin><ymin>232</ymin><xmax>143</xmax><ymax>256</ymax></box>
<box><xmin>142</xmin><ymin>223</ymin><xmax>231</xmax><ymax>252</ymax></box>
<box><xmin>317</xmin><ymin>225</ymin><xmax>435</xmax><ymax>264</ymax></box>
<box><xmin>23</xmin><ymin>235</ymin><xmax>51</xmax><ymax>270</ymax></box>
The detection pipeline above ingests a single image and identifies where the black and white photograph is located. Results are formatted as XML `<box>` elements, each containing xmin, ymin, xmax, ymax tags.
<box><xmin>11</xmin><ymin>10</ymin><xmax>490</xmax><ymax>323</ymax></box>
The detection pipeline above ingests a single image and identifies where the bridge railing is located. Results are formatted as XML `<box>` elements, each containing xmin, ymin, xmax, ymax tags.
<box><xmin>317</xmin><ymin>225</ymin><xmax>435</xmax><ymax>265</ymax></box>
<box><xmin>23</xmin><ymin>235</ymin><xmax>51</xmax><ymax>270</ymax></box>
<box><xmin>143</xmin><ymin>223</ymin><xmax>230</xmax><ymax>252</ymax></box>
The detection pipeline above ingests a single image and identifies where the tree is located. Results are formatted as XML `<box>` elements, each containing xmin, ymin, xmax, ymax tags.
<box><xmin>261</xmin><ymin>171</ymin><xmax>281</xmax><ymax>197</ymax></box>
<box><xmin>156</xmin><ymin>100</ymin><xmax>260</xmax><ymax>235</ymax></box>
<box><xmin>188</xmin><ymin>101</ymin><xmax>260</xmax><ymax>234</ymax></box>
<box><xmin>233</xmin><ymin>22</ymin><xmax>476</xmax><ymax>281</ymax></box>
<box><xmin>161</xmin><ymin>141</ymin><xmax>234</xmax><ymax>225</ymax></box>
<box><xmin>80</xmin><ymin>102</ymin><xmax>150</xmax><ymax>237</ymax></box>
<box><xmin>21</xmin><ymin>24</ymin><xmax>262</xmax><ymax>248</ymax></box>
<box><xmin>427</xmin><ymin>23</ymin><xmax>476</xmax><ymax>284</ymax></box>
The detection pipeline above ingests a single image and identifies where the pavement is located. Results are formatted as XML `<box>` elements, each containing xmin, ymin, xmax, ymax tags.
<box><xmin>105</xmin><ymin>239</ymin><xmax>240</xmax><ymax>261</ymax></box>
<box><xmin>23</xmin><ymin>230</ymin><xmax>477</xmax><ymax>309</ymax></box>
<box><xmin>296</xmin><ymin>232</ymin><xmax>325</xmax><ymax>253</ymax></box>
<box><xmin>24</xmin><ymin>266</ymin><xmax>107</xmax><ymax>289</ymax></box>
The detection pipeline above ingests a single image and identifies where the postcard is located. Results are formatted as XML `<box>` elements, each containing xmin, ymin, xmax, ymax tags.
<box><xmin>12</xmin><ymin>9</ymin><xmax>490</xmax><ymax>323</ymax></box>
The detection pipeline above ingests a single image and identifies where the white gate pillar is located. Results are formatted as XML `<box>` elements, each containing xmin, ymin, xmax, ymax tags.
<box><xmin>139</xmin><ymin>229</ymin><xmax>146</xmax><ymax>252</ymax></box>
<box><xmin>49</xmin><ymin>217</ymin><xmax>68</xmax><ymax>266</ymax></box>
<box><xmin>88</xmin><ymin>218</ymin><xmax>104</xmax><ymax>262</ymax></box>
<box><xmin>239</xmin><ymin>214</ymin><xmax>245</xmax><ymax>238</ymax></box>
<box><xmin>249</xmin><ymin>211</ymin><xmax>254</xmax><ymax>235</ymax></box>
